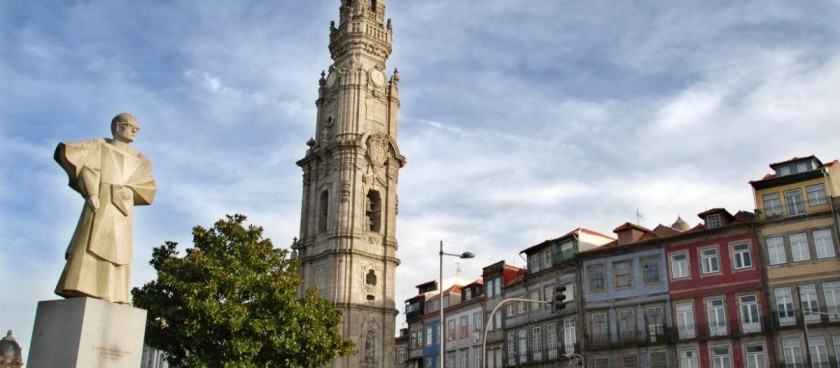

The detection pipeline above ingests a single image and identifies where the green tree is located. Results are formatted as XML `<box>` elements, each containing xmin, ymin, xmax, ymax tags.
<box><xmin>132</xmin><ymin>214</ymin><xmax>355</xmax><ymax>368</ymax></box>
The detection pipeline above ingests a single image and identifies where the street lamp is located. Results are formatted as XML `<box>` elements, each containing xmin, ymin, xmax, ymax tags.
<box><xmin>439</xmin><ymin>240</ymin><xmax>474</xmax><ymax>368</ymax></box>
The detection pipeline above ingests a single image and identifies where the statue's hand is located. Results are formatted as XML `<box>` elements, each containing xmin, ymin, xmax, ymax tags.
<box><xmin>87</xmin><ymin>196</ymin><xmax>100</xmax><ymax>211</ymax></box>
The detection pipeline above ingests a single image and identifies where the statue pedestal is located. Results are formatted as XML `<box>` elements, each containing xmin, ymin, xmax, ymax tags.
<box><xmin>27</xmin><ymin>298</ymin><xmax>147</xmax><ymax>368</ymax></box>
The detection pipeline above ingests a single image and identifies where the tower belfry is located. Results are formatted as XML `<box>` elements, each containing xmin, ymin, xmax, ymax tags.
<box><xmin>295</xmin><ymin>0</ymin><xmax>404</xmax><ymax>367</ymax></box>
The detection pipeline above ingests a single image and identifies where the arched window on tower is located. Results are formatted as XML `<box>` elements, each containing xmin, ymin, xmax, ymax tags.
<box><xmin>370</xmin><ymin>0</ymin><xmax>377</xmax><ymax>11</ymax></box>
<box><xmin>366</xmin><ymin>190</ymin><xmax>381</xmax><ymax>232</ymax></box>
<box><xmin>366</xmin><ymin>269</ymin><xmax>377</xmax><ymax>286</ymax></box>
<box><xmin>319</xmin><ymin>190</ymin><xmax>329</xmax><ymax>232</ymax></box>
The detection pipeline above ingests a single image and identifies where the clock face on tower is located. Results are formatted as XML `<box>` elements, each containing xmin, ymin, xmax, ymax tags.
<box><xmin>369</xmin><ymin>69</ymin><xmax>386</xmax><ymax>87</ymax></box>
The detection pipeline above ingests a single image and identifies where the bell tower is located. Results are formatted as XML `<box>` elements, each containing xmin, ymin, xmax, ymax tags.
<box><xmin>294</xmin><ymin>0</ymin><xmax>404</xmax><ymax>367</ymax></box>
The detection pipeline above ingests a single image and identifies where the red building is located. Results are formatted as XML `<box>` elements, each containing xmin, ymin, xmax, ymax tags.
<box><xmin>664</xmin><ymin>209</ymin><xmax>774</xmax><ymax>368</ymax></box>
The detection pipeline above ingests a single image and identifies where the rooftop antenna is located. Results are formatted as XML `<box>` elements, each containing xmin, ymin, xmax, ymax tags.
<box><xmin>636</xmin><ymin>208</ymin><xmax>643</xmax><ymax>225</ymax></box>
<box><xmin>456</xmin><ymin>262</ymin><xmax>462</xmax><ymax>276</ymax></box>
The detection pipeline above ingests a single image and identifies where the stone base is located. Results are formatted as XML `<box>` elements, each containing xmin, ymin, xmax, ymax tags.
<box><xmin>27</xmin><ymin>297</ymin><xmax>147</xmax><ymax>368</ymax></box>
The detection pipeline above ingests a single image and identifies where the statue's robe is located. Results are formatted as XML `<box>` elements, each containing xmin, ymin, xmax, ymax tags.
<box><xmin>54</xmin><ymin>138</ymin><xmax>156</xmax><ymax>304</ymax></box>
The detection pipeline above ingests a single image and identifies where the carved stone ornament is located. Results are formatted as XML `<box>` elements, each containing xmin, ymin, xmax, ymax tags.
<box><xmin>367</xmin><ymin>134</ymin><xmax>389</xmax><ymax>167</ymax></box>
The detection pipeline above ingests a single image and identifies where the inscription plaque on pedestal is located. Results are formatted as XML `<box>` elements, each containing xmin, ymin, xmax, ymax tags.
<box><xmin>27</xmin><ymin>298</ymin><xmax>146</xmax><ymax>368</ymax></box>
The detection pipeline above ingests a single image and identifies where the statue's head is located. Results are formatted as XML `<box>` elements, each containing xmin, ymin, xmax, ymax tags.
<box><xmin>111</xmin><ymin>112</ymin><xmax>140</xmax><ymax>143</ymax></box>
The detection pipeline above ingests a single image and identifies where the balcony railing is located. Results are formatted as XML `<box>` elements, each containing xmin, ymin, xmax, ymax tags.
<box><xmin>775</xmin><ymin>309</ymin><xmax>840</xmax><ymax>328</ymax></box>
<box><xmin>585</xmin><ymin>325</ymin><xmax>670</xmax><ymax>349</ymax></box>
<box><xmin>673</xmin><ymin>318</ymin><xmax>767</xmax><ymax>341</ymax></box>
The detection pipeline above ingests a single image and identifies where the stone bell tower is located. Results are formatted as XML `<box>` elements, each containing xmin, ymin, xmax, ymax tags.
<box><xmin>294</xmin><ymin>0</ymin><xmax>404</xmax><ymax>367</ymax></box>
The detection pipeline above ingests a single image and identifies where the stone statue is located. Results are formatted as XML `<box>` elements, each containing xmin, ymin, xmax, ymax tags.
<box><xmin>54</xmin><ymin>112</ymin><xmax>157</xmax><ymax>304</ymax></box>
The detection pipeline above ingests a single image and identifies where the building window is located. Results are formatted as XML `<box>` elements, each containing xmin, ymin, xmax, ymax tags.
<box><xmin>506</xmin><ymin>332</ymin><xmax>516</xmax><ymax>366</ymax></box>
<box><xmin>800</xmin><ymin>284</ymin><xmax>820</xmax><ymax>322</ymax></box>
<box><xmin>679</xmin><ymin>350</ymin><xmax>698</xmax><ymax>368</ymax></box>
<box><xmin>447</xmin><ymin>319</ymin><xmax>456</xmax><ymax>341</ymax></box>
<box><xmin>589</xmin><ymin>264</ymin><xmax>605</xmax><ymax>291</ymax></box>
<box><xmin>811</xmin><ymin>337</ymin><xmax>829</xmax><ymax>368</ymax></box>
<box><xmin>618</xmin><ymin>309</ymin><xmax>635</xmax><ymax>341</ymax></box>
<box><xmin>767</xmin><ymin>237</ymin><xmax>786</xmax><ymax>265</ymax></box>
<box><xmin>823</xmin><ymin>281</ymin><xmax>840</xmax><ymax>321</ymax></box>
<box><xmin>650</xmin><ymin>352</ymin><xmax>668</xmax><ymax>368</ymax></box>
<box><xmin>707</xmin><ymin>214</ymin><xmax>722</xmax><ymax>229</ymax></box>
<box><xmin>532</xmin><ymin>326</ymin><xmax>542</xmax><ymax>361</ymax></box>
<box><xmin>446</xmin><ymin>353</ymin><xmax>455</xmax><ymax>368</ymax></box>
<box><xmin>473</xmin><ymin>312</ymin><xmax>483</xmax><ymax>336</ymax></box>
<box><xmin>542</xmin><ymin>248</ymin><xmax>552</xmax><ymax>270</ymax></box>
<box><xmin>775</xmin><ymin>287</ymin><xmax>796</xmax><ymax>325</ymax></box>
<box><xmin>366</xmin><ymin>190</ymin><xmax>382</xmax><ymax>232</ymax></box>
<box><xmin>808</xmin><ymin>184</ymin><xmax>827</xmax><ymax>206</ymax></box>
<box><xmin>425</xmin><ymin>357</ymin><xmax>432</xmax><ymax>368</ymax></box>
<box><xmin>739</xmin><ymin>294</ymin><xmax>761</xmax><ymax>332</ymax></box>
<box><xmin>595</xmin><ymin>357</ymin><xmax>610</xmax><ymax>368</ymax></box>
<box><xmin>782</xmin><ymin>338</ymin><xmax>803</xmax><ymax>368</ymax></box>
<box><xmin>459</xmin><ymin>316</ymin><xmax>469</xmax><ymax>339</ymax></box>
<box><xmin>530</xmin><ymin>290</ymin><xmax>541</xmax><ymax>311</ymax></box>
<box><xmin>711</xmin><ymin>347</ymin><xmax>732</xmax><ymax>368</ymax></box>
<box><xmin>643</xmin><ymin>256</ymin><xmax>661</xmax><ymax>284</ymax></box>
<box><xmin>832</xmin><ymin>336</ymin><xmax>840</xmax><ymax>368</ymax></box>
<box><xmin>745</xmin><ymin>345</ymin><xmax>767</xmax><ymax>368</ymax></box>
<box><xmin>700</xmin><ymin>248</ymin><xmax>720</xmax><ymax>274</ymax></box>
<box><xmin>622</xmin><ymin>354</ymin><xmax>638</xmax><ymax>368</ymax></box>
<box><xmin>614</xmin><ymin>261</ymin><xmax>632</xmax><ymax>288</ymax></box>
<box><xmin>506</xmin><ymin>303</ymin><xmax>514</xmax><ymax>317</ymax></box>
<box><xmin>365</xmin><ymin>270</ymin><xmax>377</xmax><ymax>285</ymax></box>
<box><xmin>563</xmin><ymin>318</ymin><xmax>576</xmax><ymax>353</ymax></box>
<box><xmin>547</xmin><ymin>322</ymin><xmax>558</xmax><ymax>359</ymax></box>
<box><xmin>671</xmin><ymin>253</ymin><xmax>690</xmax><ymax>279</ymax></box>
<box><xmin>646</xmin><ymin>306</ymin><xmax>664</xmax><ymax>342</ymax></box>
<box><xmin>319</xmin><ymin>190</ymin><xmax>329</xmax><ymax>231</ymax></box>
<box><xmin>763</xmin><ymin>193</ymin><xmax>782</xmax><ymax>217</ymax></box>
<box><xmin>706</xmin><ymin>298</ymin><xmax>727</xmax><ymax>336</ymax></box>
<box><xmin>676</xmin><ymin>303</ymin><xmax>696</xmax><ymax>339</ymax></box>
<box><xmin>518</xmin><ymin>329</ymin><xmax>527</xmax><ymax>364</ymax></box>
<box><xmin>732</xmin><ymin>243</ymin><xmax>752</xmax><ymax>269</ymax></box>
<box><xmin>494</xmin><ymin>277</ymin><xmax>501</xmax><ymax>296</ymax></box>
<box><xmin>426</xmin><ymin>326</ymin><xmax>433</xmax><ymax>346</ymax></box>
<box><xmin>814</xmin><ymin>229</ymin><xmax>836</xmax><ymax>258</ymax></box>
<box><xmin>517</xmin><ymin>299</ymin><xmax>526</xmax><ymax>314</ymax></box>
<box><xmin>790</xmin><ymin>233</ymin><xmax>810</xmax><ymax>262</ymax></box>
<box><xmin>591</xmin><ymin>313</ymin><xmax>609</xmax><ymax>345</ymax></box>
<box><xmin>474</xmin><ymin>347</ymin><xmax>482</xmax><ymax>368</ymax></box>
<box><xmin>785</xmin><ymin>189</ymin><xmax>805</xmax><ymax>216</ymax></box>
<box><xmin>544</xmin><ymin>285</ymin><xmax>554</xmax><ymax>309</ymax></box>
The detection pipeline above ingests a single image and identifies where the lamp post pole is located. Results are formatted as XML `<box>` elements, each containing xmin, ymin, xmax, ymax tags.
<box><xmin>439</xmin><ymin>240</ymin><xmax>474</xmax><ymax>368</ymax></box>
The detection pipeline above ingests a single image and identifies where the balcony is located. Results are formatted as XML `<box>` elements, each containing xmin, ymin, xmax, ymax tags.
<box><xmin>775</xmin><ymin>309</ymin><xmax>840</xmax><ymax>329</ymax></box>
<box><xmin>673</xmin><ymin>318</ymin><xmax>768</xmax><ymax>342</ymax></box>
<box><xmin>585</xmin><ymin>325</ymin><xmax>670</xmax><ymax>350</ymax></box>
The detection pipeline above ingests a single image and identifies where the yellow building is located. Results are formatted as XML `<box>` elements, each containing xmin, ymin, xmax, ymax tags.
<box><xmin>750</xmin><ymin>155</ymin><xmax>840</xmax><ymax>368</ymax></box>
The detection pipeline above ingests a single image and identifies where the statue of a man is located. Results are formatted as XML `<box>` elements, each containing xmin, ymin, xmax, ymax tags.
<box><xmin>54</xmin><ymin>112</ymin><xmax>157</xmax><ymax>304</ymax></box>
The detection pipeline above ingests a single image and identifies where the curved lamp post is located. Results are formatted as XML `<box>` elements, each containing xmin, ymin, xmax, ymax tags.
<box><xmin>439</xmin><ymin>240</ymin><xmax>474</xmax><ymax>368</ymax></box>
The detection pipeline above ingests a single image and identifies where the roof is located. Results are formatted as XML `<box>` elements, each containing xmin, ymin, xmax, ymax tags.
<box><xmin>612</xmin><ymin>222</ymin><xmax>652</xmax><ymax>233</ymax></box>
<box><xmin>519</xmin><ymin>227</ymin><xmax>613</xmax><ymax>255</ymax></box>
<box><xmin>769</xmin><ymin>155</ymin><xmax>821</xmax><ymax>169</ymax></box>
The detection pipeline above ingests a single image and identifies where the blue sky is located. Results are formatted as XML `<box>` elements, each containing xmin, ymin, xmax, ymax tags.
<box><xmin>2</xmin><ymin>0</ymin><xmax>840</xmax><ymax>355</ymax></box>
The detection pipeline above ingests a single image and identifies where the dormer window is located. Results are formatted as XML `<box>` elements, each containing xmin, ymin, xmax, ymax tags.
<box><xmin>706</xmin><ymin>214</ymin><xmax>721</xmax><ymax>229</ymax></box>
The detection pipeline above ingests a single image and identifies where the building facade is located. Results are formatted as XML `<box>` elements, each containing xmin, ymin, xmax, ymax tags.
<box><xmin>751</xmin><ymin>156</ymin><xmax>840</xmax><ymax>368</ymax></box>
<box><xmin>293</xmin><ymin>1</ymin><xmax>405</xmax><ymax>367</ymax></box>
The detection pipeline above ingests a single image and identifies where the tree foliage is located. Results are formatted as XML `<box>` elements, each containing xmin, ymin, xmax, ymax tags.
<box><xmin>132</xmin><ymin>214</ymin><xmax>355</xmax><ymax>368</ymax></box>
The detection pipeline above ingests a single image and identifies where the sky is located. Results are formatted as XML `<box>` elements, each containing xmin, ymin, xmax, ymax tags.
<box><xmin>2</xmin><ymin>0</ymin><xmax>840</xmax><ymax>357</ymax></box>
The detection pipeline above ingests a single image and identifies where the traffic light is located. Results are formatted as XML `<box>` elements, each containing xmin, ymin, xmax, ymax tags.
<box><xmin>554</xmin><ymin>286</ymin><xmax>567</xmax><ymax>310</ymax></box>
